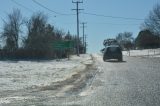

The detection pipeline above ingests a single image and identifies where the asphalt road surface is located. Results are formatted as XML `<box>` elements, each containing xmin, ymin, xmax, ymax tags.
<box><xmin>2</xmin><ymin>54</ymin><xmax>160</xmax><ymax>106</ymax></box>
<box><xmin>82</xmin><ymin>54</ymin><xmax>160</xmax><ymax>106</ymax></box>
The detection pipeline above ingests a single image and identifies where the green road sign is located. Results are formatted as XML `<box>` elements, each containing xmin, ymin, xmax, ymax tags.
<box><xmin>53</xmin><ymin>40</ymin><xmax>74</xmax><ymax>49</ymax></box>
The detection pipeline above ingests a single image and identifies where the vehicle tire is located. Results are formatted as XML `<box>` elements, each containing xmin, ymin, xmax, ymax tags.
<box><xmin>103</xmin><ymin>56</ymin><xmax>106</xmax><ymax>62</ymax></box>
<box><xmin>118</xmin><ymin>57</ymin><xmax>123</xmax><ymax>62</ymax></box>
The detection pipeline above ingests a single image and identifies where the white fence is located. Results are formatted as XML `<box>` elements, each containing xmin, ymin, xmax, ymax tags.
<box><xmin>123</xmin><ymin>48</ymin><xmax>160</xmax><ymax>57</ymax></box>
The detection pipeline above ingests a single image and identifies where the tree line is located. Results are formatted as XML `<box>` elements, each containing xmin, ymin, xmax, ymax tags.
<box><xmin>111</xmin><ymin>4</ymin><xmax>160</xmax><ymax>50</ymax></box>
<box><xmin>0</xmin><ymin>9</ymin><xmax>84</xmax><ymax>60</ymax></box>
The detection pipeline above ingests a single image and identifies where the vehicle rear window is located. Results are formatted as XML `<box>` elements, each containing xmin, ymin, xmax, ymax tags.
<box><xmin>108</xmin><ymin>47</ymin><xmax>121</xmax><ymax>52</ymax></box>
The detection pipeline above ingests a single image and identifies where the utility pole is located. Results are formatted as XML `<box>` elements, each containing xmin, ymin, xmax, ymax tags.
<box><xmin>85</xmin><ymin>34</ymin><xmax>87</xmax><ymax>53</ymax></box>
<box><xmin>72</xmin><ymin>0</ymin><xmax>83</xmax><ymax>56</ymax></box>
<box><xmin>81</xmin><ymin>22</ymin><xmax>87</xmax><ymax>53</ymax></box>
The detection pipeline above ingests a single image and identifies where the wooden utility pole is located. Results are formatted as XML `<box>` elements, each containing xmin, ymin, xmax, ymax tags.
<box><xmin>72</xmin><ymin>1</ymin><xmax>83</xmax><ymax>56</ymax></box>
<box><xmin>81</xmin><ymin>22</ymin><xmax>87</xmax><ymax>53</ymax></box>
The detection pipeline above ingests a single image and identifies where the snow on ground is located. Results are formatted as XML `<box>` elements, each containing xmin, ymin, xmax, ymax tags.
<box><xmin>123</xmin><ymin>48</ymin><xmax>160</xmax><ymax>57</ymax></box>
<box><xmin>0</xmin><ymin>54</ymin><xmax>92</xmax><ymax>104</ymax></box>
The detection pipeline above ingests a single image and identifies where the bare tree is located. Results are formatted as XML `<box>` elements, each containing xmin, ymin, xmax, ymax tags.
<box><xmin>142</xmin><ymin>4</ymin><xmax>160</xmax><ymax>35</ymax></box>
<box><xmin>2</xmin><ymin>8</ymin><xmax>24</xmax><ymax>51</ymax></box>
<box><xmin>116</xmin><ymin>32</ymin><xmax>134</xmax><ymax>50</ymax></box>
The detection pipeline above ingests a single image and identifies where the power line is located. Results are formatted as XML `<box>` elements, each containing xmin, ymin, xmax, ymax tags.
<box><xmin>51</xmin><ymin>21</ymin><xmax>140</xmax><ymax>26</ymax></box>
<box><xmin>11</xmin><ymin>0</ymin><xmax>145</xmax><ymax>21</ymax></box>
<box><xmin>11</xmin><ymin>0</ymin><xmax>34</xmax><ymax>12</ymax></box>
<box><xmin>10</xmin><ymin>0</ymin><xmax>57</xmax><ymax>27</ymax></box>
<box><xmin>82</xmin><ymin>12</ymin><xmax>145</xmax><ymax>21</ymax></box>
<box><xmin>87</xmin><ymin>22</ymin><xmax>140</xmax><ymax>26</ymax></box>
<box><xmin>32</xmin><ymin>0</ymin><xmax>74</xmax><ymax>16</ymax></box>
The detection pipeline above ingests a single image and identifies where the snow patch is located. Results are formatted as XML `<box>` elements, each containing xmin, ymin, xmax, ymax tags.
<box><xmin>0</xmin><ymin>54</ymin><xmax>92</xmax><ymax>104</ymax></box>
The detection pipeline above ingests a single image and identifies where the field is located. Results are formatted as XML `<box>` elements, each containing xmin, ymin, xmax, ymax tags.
<box><xmin>0</xmin><ymin>54</ymin><xmax>94</xmax><ymax>105</ymax></box>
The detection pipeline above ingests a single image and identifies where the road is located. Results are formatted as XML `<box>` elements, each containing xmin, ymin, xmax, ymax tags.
<box><xmin>2</xmin><ymin>54</ymin><xmax>160</xmax><ymax>106</ymax></box>
<box><xmin>82</xmin><ymin>54</ymin><xmax>160</xmax><ymax>106</ymax></box>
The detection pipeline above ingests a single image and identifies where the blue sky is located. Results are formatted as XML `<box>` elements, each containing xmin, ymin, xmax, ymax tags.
<box><xmin>0</xmin><ymin>0</ymin><xmax>160</xmax><ymax>53</ymax></box>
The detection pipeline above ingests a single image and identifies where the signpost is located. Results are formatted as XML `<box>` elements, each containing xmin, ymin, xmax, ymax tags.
<box><xmin>53</xmin><ymin>40</ymin><xmax>74</xmax><ymax>49</ymax></box>
<box><xmin>53</xmin><ymin>40</ymin><xmax>74</xmax><ymax>60</ymax></box>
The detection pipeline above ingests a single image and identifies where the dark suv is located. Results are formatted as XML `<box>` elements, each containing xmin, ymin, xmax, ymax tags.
<box><xmin>103</xmin><ymin>45</ymin><xmax>123</xmax><ymax>62</ymax></box>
